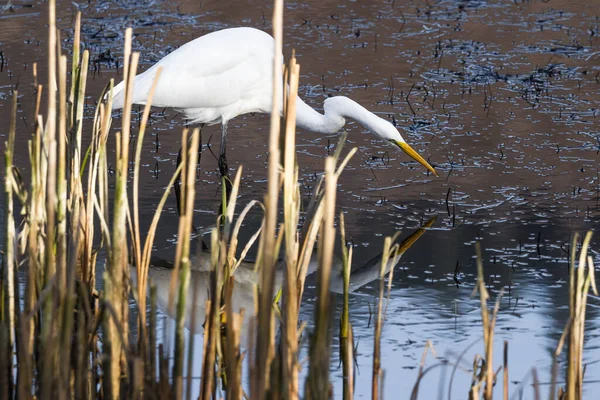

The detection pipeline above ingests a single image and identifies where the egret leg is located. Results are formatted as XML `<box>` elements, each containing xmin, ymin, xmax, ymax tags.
<box><xmin>218</xmin><ymin>122</ymin><xmax>229</xmax><ymax>178</ymax></box>
<box><xmin>217</xmin><ymin>123</ymin><xmax>233</xmax><ymax>213</ymax></box>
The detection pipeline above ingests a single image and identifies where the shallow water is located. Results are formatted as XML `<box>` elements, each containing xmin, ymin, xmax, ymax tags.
<box><xmin>1</xmin><ymin>0</ymin><xmax>600</xmax><ymax>398</ymax></box>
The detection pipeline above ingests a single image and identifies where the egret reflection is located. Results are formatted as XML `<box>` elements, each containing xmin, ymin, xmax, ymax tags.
<box><xmin>138</xmin><ymin>217</ymin><xmax>435</xmax><ymax>333</ymax></box>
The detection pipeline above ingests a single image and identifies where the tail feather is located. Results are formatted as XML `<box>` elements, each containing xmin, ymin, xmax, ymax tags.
<box><xmin>109</xmin><ymin>67</ymin><xmax>155</xmax><ymax>110</ymax></box>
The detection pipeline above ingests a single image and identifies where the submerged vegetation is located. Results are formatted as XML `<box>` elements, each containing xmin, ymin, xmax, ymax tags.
<box><xmin>1</xmin><ymin>1</ymin><xmax>598</xmax><ymax>399</ymax></box>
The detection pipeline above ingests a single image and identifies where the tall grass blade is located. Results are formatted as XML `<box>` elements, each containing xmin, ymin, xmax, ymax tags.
<box><xmin>305</xmin><ymin>156</ymin><xmax>337</xmax><ymax>399</ymax></box>
<box><xmin>104</xmin><ymin>28</ymin><xmax>138</xmax><ymax>399</ymax></box>
<box><xmin>253</xmin><ymin>0</ymin><xmax>284</xmax><ymax>397</ymax></box>
<box><xmin>1</xmin><ymin>89</ymin><xmax>18</xmax><ymax>400</ymax></box>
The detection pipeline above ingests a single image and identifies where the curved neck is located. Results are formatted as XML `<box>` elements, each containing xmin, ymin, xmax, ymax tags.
<box><xmin>294</xmin><ymin>96</ymin><xmax>345</xmax><ymax>133</ymax></box>
<box><xmin>295</xmin><ymin>96</ymin><xmax>388</xmax><ymax>136</ymax></box>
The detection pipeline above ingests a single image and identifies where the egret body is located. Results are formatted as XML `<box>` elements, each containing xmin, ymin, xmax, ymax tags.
<box><xmin>111</xmin><ymin>27</ymin><xmax>437</xmax><ymax>176</ymax></box>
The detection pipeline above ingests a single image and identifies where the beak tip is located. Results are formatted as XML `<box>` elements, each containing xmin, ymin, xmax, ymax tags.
<box><xmin>396</xmin><ymin>140</ymin><xmax>438</xmax><ymax>177</ymax></box>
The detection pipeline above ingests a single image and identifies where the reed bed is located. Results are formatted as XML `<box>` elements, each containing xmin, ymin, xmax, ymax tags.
<box><xmin>0</xmin><ymin>0</ymin><xmax>597</xmax><ymax>399</ymax></box>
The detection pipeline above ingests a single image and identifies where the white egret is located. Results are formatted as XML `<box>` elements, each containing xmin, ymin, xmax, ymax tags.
<box><xmin>111</xmin><ymin>27</ymin><xmax>437</xmax><ymax>176</ymax></box>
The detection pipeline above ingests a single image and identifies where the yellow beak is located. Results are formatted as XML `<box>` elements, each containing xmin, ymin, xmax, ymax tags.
<box><xmin>394</xmin><ymin>140</ymin><xmax>438</xmax><ymax>177</ymax></box>
<box><xmin>397</xmin><ymin>216</ymin><xmax>437</xmax><ymax>254</ymax></box>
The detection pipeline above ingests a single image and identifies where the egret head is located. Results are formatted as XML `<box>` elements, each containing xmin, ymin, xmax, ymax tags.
<box><xmin>320</xmin><ymin>96</ymin><xmax>438</xmax><ymax>176</ymax></box>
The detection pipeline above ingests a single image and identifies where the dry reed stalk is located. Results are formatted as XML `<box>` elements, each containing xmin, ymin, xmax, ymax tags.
<box><xmin>225</xmin><ymin>305</ymin><xmax>245</xmax><ymax>400</ymax></box>
<box><xmin>70</xmin><ymin>45</ymin><xmax>88</xmax><ymax>175</ymax></box>
<box><xmin>223</xmin><ymin>167</ymin><xmax>244</xmax><ymax>248</ymax></box>
<box><xmin>68</xmin><ymin>12</ymin><xmax>81</xmax><ymax>124</ymax></box>
<box><xmin>39</xmin><ymin>1</ymin><xmax>58</xmax><ymax>397</ymax></box>
<box><xmin>372</xmin><ymin>236</ymin><xmax>392</xmax><ymax>400</ymax></box>
<box><xmin>28</xmin><ymin>106</ymin><xmax>44</xmax><ymax>270</ymax></box>
<box><xmin>56</xmin><ymin>53</ymin><xmax>67</xmax><ymax>291</ymax></box>
<box><xmin>296</xmin><ymin>199</ymin><xmax>324</xmax><ymax>301</ymax></box>
<box><xmin>466</xmin><ymin>243</ymin><xmax>506</xmax><ymax>400</ymax></box>
<box><xmin>61</xmin><ymin>33</ymin><xmax>88</xmax><ymax>393</ymax></box>
<box><xmin>409</xmin><ymin>341</ymin><xmax>438</xmax><ymax>400</ymax></box>
<box><xmin>216</xmin><ymin>168</ymin><xmax>250</xmax><ymax>396</ymax></box>
<box><xmin>474</xmin><ymin>242</ymin><xmax>494</xmax><ymax>400</ymax></box>
<box><xmin>1</xmin><ymin>89</ymin><xmax>18</xmax><ymax>400</ymax></box>
<box><xmin>380</xmin><ymin>227</ymin><xmax>418</xmax><ymax>320</ymax></box>
<box><xmin>165</xmin><ymin>127</ymin><xmax>188</xmax><ymax>318</ymax></box>
<box><xmin>43</xmin><ymin>0</ymin><xmax>57</xmax><ymax>285</ymax></box>
<box><xmin>22</xmin><ymin>104</ymin><xmax>40</xmax><ymax>399</ymax></box>
<box><xmin>253</xmin><ymin>0</ymin><xmax>284</xmax><ymax>397</ymax></box>
<box><xmin>104</xmin><ymin>27</ymin><xmax>138</xmax><ymax>399</ymax></box>
<box><xmin>130</xmin><ymin>65</ymin><xmax>163</xmax><ymax>359</ymax></box>
<box><xmin>556</xmin><ymin>232</ymin><xmax>579</xmax><ymax>400</ymax></box>
<box><xmin>219</xmin><ymin>166</ymin><xmax>247</xmax><ymax>398</ymax></box>
<box><xmin>281</xmin><ymin>55</ymin><xmax>302</xmax><ymax>400</ymax></box>
<box><xmin>131</xmin><ymin>358</ymin><xmax>143</xmax><ymax>399</ymax></box>
<box><xmin>20</xmin><ymin>99</ymin><xmax>46</xmax><ymax>400</ymax></box>
<box><xmin>186</xmin><ymin>276</ymin><xmax>199</xmax><ymax>400</ymax></box>
<box><xmin>200</xmin><ymin>230</ymin><xmax>223</xmax><ymax>400</ymax></box>
<box><xmin>228</xmin><ymin>200</ymin><xmax>264</xmax><ymax>274</ymax></box>
<box><xmin>345</xmin><ymin>326</ymin><xmax>355</xmax><ymax>400</ymax></box>
<box><xmin>34</xmin><ymin>80</ymin><xmax>43</xmax><ymax>124</ymax></box>
<box><xmin>563</xmin><ymin>232</ymin><xmax>597</xmax><ymax>399</ymax></box>
<box><xmin>56</xmin><ymin>53</ymin><xmax>72</xmax><ymax>398</ymax></box>
<box><xmin>339</xmin><ymin>214</ymin><xmax>354</xmax><ymax>400</ymax></box>
<box><xmin>217</xmin><ymin>168</ymin><xmax>247</xmax><ymax>391</ymax></box>
<box><xmin>305</xmin><ymin>156</ymin><xmax>337</xmax><ymax>399</ymax></box>
<box><xmin>68</xmin><ymin>12</ymin><xmax>90</xmax><ymax>291</ymax></box>
<box><xmin>83</xmin><ymin>88</ymin><xmax>111</xmax><ymax>292</ymax></box>
<box><xmin>68</xmin><ymin>12</ymin><xmax>89</xmax><ymax>188</ymax></box>
<box><xmin>339</xmin><ymin>214</ymin><xmax>351</xmax><ymax>340</ymax></box>
<box><xmin>172</xmin><ymin>128</ymin><xmax>200</xmax><ymax>398</ymax></box>
<box><xmin>64</xmin><ymin>108</ymin><xmax>87</xmax><ymax>400</ymax></box>
<box><xmin>133</xmin><ymin>158</ymin><xmax>184</xmax><ymax>386</ymax></box>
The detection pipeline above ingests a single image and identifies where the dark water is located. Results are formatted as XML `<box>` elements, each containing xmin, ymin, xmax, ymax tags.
<box><xmin>1</xmin><ymin>0</ymin><xmax>600</xmax><ymax>398</ymax></box>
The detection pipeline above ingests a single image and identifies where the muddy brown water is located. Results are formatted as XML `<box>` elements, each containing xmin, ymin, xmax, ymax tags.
<box><xmin>2</xmin><ymin>0</ymin><xmax>600</xmax><ymax>398</ymax></box>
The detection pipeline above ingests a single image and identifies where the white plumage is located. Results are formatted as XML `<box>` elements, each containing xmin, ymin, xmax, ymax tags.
<box><xmin>111</xmin><ymin>27</ymin><xmax>437</xmax><ymax>175</ymax></box>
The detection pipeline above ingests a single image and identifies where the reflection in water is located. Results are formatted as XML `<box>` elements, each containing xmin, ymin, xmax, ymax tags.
<box><xmin>141</xmin><ymin>218</ymin><xmax>600</xmax><ymax>399</ymax></box>
<box><xmin>141</xmin><ymin>218</ymin><xmax>433</xmax><ymax>334</ymax></box>
<box><xmin>329</xmin><ymin>217</ymin><xmax>435</xmax><ymax>294</ymax></box>
<box><xmin>137</xmin><ymin>255</ymin><xmax>273</xmax><ymax>334</ymax></box>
